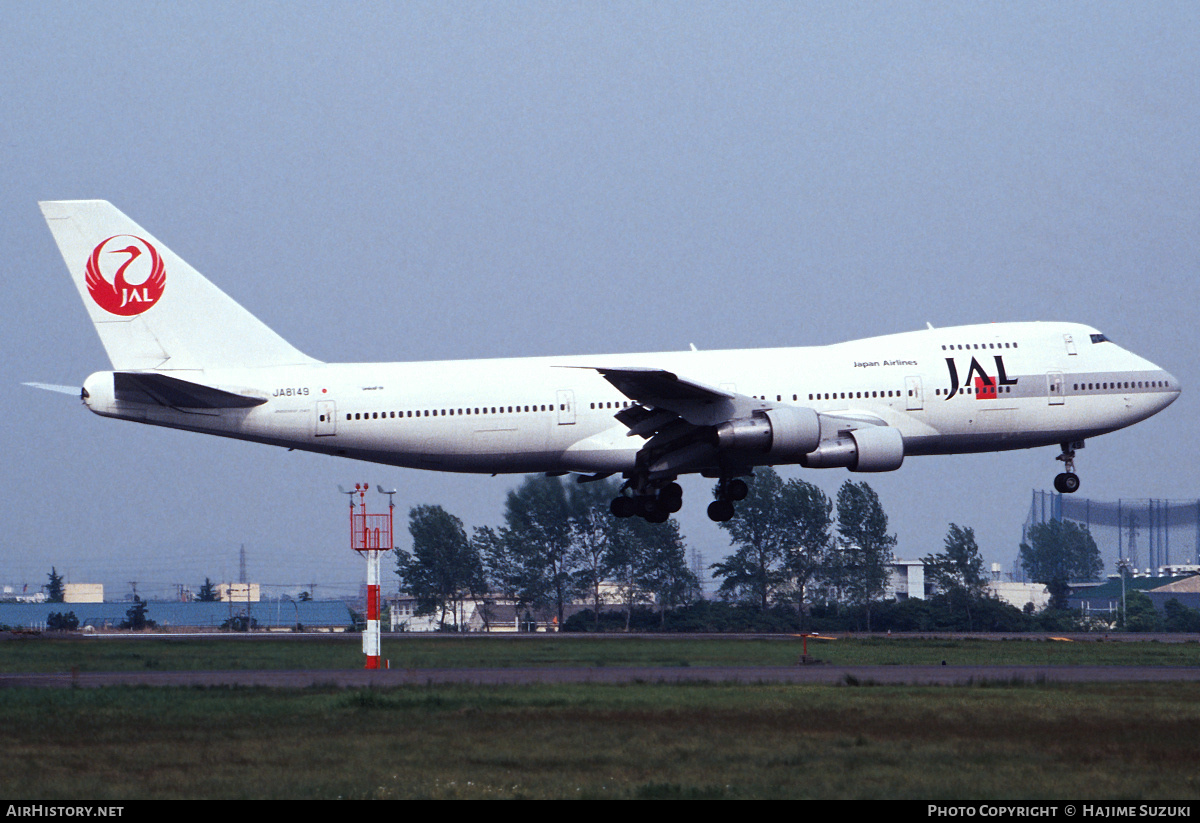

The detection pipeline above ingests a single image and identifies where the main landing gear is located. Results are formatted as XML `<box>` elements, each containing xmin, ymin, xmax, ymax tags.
<box><xmin>1053</xmin><ymin>441</ymin><xmax>1082</xmax><ymax>494</ymax></box>
<box><xmin>609</xmin><ymin>472</ymin><xmax>753</xmax><ymax>523</ymax></box>
<box><xmin>611</xmin><ymin>479</ymin><xmax>683</xmax><ymax>523</ymax></box>
<box><xmin>707</xmin><ymin>476</ymin><xmax>749</xmax><ymax>522</ymax></box>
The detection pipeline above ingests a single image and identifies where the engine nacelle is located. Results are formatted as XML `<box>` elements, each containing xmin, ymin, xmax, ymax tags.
<box><xmin>714</xmin><ymin>406</ymin><xmax>821</xmax><ymax>460</ymax></box>
<box><xmin>799</xmin><ymin>425</ymin><xmax>905</xmax><ymax>472</ymax></box>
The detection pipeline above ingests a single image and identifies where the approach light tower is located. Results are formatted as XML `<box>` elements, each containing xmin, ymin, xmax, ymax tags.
<box><xmin>345</xmin><ymin>483</ymin><xmax>393</xmax><ymax>669</ymax></box>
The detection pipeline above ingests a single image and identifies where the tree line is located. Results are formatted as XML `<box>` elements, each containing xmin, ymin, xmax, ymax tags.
<box><xmin>393</xmin><ymin>469</ymin><xmax>998</xmax><ymax>632</ymax></box>
<box><xmin>34</xmin><ymin>471</ymin><xmax>1196</xmax><ymax>633</ymax></box>
<box><xmin>395</xmin><ymin>467</ymin><xmax>1200</xmax><ymax>633</ymax></box>
<box><xmin>395</xmin><ymin>475</ymin><xmax>699</xmax><ymax>631</ymax></box>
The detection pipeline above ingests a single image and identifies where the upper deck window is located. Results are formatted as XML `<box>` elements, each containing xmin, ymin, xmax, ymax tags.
<box><xmin>1090</xmin><ymin>333</ymin><xmax>1111</xmax><ymax>344</ymax></box>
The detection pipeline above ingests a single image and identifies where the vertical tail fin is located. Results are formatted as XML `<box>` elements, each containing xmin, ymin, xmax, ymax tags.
<box><xmin>40</xmin><ymin>200</ymin><xmax>318</xmax><ymax>371</ymax></box>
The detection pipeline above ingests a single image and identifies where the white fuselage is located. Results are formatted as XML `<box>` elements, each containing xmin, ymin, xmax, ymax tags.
<box><xmin>81</xmin><ymin>321</ymin><xmax>1179</xmax><ymax>478</ymax></box>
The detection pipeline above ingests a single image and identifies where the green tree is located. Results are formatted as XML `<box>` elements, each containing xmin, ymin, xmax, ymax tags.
<box><xmin>197</xmin><ymin>577</ymin><xmax>219</xmax><ymax>602</ymax></box>
<box><xmin>711</xmin><ymin>470</ymin><xmax>833</xmax><ymax>623</ymax></box>
<box><xmin>396</xmin><ymin>504</ymin><xmax>486</xmax><ymax>630</ymax></box>
<box><xmin>46</xmin><ymin>611</ymin><xmax>79</xmax><ymax>631</ymax></box>
<box><xmin>475</xmin><ymin>523</ymin><xmax>533</xmax><ymax>630</ymax></box>
<box><xmin>120</xmin><ymin>596</ymin><xmax>157</xmax><ymax>630</ymax></box>
<box><xmin>482</xmin><ymin>475</ymin><xmax>698</xmax><ymax>631</ymax></box>
<box><xmin>1122</xmin><ymin>590</ymin><xmax>1164</xmax><ymax>632</ymax></box>
<box><xmin>922</xmin><ymin>523</ymin><xmax>989</xmax><ymax>630</ymax></box>
<box><xmin>221</xmin><ymin>613</ymin><xmax>258</xmax><ymax>632</ymax></box>
<box><xmin>711</xmin><ymin>469</ymin><xmax>787</xmax><ymax>610</ymax></box>
<box><xmin>608</xmin><ymin>513</ymin><xmax>698</xmax><ymax>629</ymax></box>
<box><xmin>1019</xmin><ymin>519</ymin><xmax>1103</xmax><ymax>610</ymax></box>
<box><xmin>1162</xmin><ymin>598</ymin><xmax>1200</xmax><ymax>633</ymax></box>
<box><xmin>499</xmin><ymin>475</ymin><xmax>579</xmax><ymax>628</ymax></box>
<box><xmin>568</xmin><ymin>479</ymin><xmax>620</xmax><ymax>627</ymax></box>
<box><xmin>775</xmin><ymin>478</ymin><xmax>834</xmax><ymax>628</ymax></box>
<box><xmin>831</xmin><ymin>480</ymin><xmax>896</xmax><ymax>630</ymax></box>
<box><xmin>46</xmin><ymin>567</ymin><xmax>65</xmax><ymax>603</ymax></box>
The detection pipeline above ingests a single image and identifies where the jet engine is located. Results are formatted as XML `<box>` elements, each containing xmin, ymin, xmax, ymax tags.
<box><xmin>714</xmin><ymin>406</ymin><xmax>821</xmax><ymax>460</ymax></box>
<box><xmin>799</xmin><ymin>425</ymin><xmax>904</xmax><ymax>472</ymax></box>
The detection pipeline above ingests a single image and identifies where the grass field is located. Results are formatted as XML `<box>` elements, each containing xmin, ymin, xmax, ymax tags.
<box><xmin>4</xmin><ymin>632</ymin><xmax>1200</xmax><ymax>673</ymax></box>
<box><xmin>3</xmin><ymin>634</ymin><xmax>1200</xmax><ymax>800</ymax></box>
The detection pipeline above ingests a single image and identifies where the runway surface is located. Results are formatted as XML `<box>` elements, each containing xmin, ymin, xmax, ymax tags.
<box><xmin>6</xmin><ymin>664</ymin><xmax>1200</xmax><ymax>689</ymax></box>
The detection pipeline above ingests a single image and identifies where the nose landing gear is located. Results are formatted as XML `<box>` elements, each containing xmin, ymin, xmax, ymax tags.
<box><xmin>1053</xmin><ymin>441</ymin><xmax>1082</xmax><ymax>494</ymax></box>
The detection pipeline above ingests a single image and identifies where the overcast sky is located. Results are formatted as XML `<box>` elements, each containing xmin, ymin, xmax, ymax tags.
<box><xmin>2</xmin><ymin>1</ymin><xmax>1196</xmax><ymax>600</ymax></box>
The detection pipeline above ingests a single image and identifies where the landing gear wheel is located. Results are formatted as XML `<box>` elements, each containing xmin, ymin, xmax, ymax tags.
<box><xmin>611</xmin><ymin>496</ymin><xmax>636</xmax><ymax>518</ymax></box>
<box><xmin>708</xmin><ymin>500</ymin><xmax>735</xmax><ymax>522</ymax></box>
<box><xmin>726</xmin><ymin>478</ymin><xmax>749</xmax><ymax>501</ymax></box>
<box><xmin>637</xmin><ymin>496</ymin><xmax>665</xmax><ymax>520</ymax></box>
<box><xmin>1054</xmin><ymin>441</ymin><xmax>1082</xmax><ymax>494</ymax></box>
<box><xmin>658</xmin><ymin>482</ymin><xmax>683</xmax><ymax>513</ymax></box>
<box><xmin>1054</xmin><ymin>472</ymin><xmax>1080</xmax><ymax>494</ymax></box>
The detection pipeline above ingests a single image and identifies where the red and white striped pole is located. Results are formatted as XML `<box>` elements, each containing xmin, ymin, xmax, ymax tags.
<box><xmin>349</xmin><ymin>483</ymin><xmax>391</xmax><ymax>670</ymax></box>
<box><xmin>363</xmin><ymin>545</ymin><xmax>381</xmax><ymax>670</ymax></box>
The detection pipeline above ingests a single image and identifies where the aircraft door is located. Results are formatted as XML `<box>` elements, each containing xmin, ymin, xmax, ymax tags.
<box><xmin>556</xmin><ymin>390</ymin><xmax>575</xmax><ymax>425</ymax></box>
<box><xmin>905</xmin><ymin>376</ymin><xmax>923</xmax><ymax>411</ymax></box>
<box><xmin>315</xmin><ymin>400</ymin><xmax>337</xmax><ymax>436</ymax></box>
<box><xmin>1047</xmin><ymin>372</ymin><xmax>1065</xmax><ymax>406</ymax></box>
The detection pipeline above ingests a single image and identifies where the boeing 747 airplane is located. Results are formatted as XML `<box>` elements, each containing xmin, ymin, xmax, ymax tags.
<box><xmin>34</xmin><ymin>201</ymin><xmax>1180</xmax><ymax>522</ymax></box>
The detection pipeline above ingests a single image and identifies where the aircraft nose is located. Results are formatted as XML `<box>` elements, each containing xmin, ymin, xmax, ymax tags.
<box><xmin>1157</xmin><ymin>369</ymin><xmax>1181</xmax><ymax>411</ymax></box>
<box><xmin>1166</xmin><ymin>370</ymin><xmax>1181</xmax><ymax>394</ymax></box>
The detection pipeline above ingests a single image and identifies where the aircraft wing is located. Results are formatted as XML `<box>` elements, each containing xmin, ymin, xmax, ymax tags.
<box><xmin>588</xmin><ymin>366</ymin><xmax>759</xmax><ymax>427</ymax></box>
<box><xmin>591</xmin><ymin>367</ymin><xmax>735</xmax><ymax>405</ymax></box>
<box><xmin>581</xmin><ymin>365</ymin><xmax>766</xmax><ymax>476</ymax></box>
<box><xmin>585</xmin><ymin>365</ymin><xmax>889</xmax><ymax>478</ymax></box>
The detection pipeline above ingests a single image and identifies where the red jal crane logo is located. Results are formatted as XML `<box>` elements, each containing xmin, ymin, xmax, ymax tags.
<box><xmin>85</xmin><ymin>235</ymin><xmax>166</xmax><ymax>316</ymax></box>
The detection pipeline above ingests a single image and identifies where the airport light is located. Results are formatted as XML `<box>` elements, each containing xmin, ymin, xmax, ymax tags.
<box><xmin>344</xmin><ymin>482</ymin><xmax>392</xmax><ymax>669</ymax></box>
<box><xmin>1116</xmin><ymin>558</ymin><xmax>1132</xmax><ymax>629</ymax></box>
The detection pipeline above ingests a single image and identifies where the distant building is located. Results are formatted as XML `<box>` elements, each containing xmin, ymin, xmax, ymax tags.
<box><xmin>0</xmin><ymin>598</ymin><xmax>354</xmax><ymax>631</ymax></box>
<box><xmin>1068</xmin><ymin>575</ymin><xmax>1195</xmax><ymax>617</ymax></box>
<box><xmin>385</xmin><ymin>593</ymin><xmax>614</xmax><ymax>632</ymax></box>
<box><xmin>885</xmin><ymin>557</ymin><xmax>1052</xmax><ymax>612</ymax></box>
<box><xmin>888</xmin><ymin>560</ymin><xmax>926</xmax><ymax>600</ymax></box>
<box><xmin>1</xmin><ymin>585</ymin><xmax>46</xmax><ymax>604</ymax></box>
<box><xmin>215</xmin><ymin>583</ymin><xmax>260</xmax><ymax>603</ymax></box>
<box><xmin>63</xmin><ymin>583</ymin><xmax>103</xmax><ymax>603</ymax></box>
<box><xmin>1145</xmin><ymin>575</ymin><xmax>1200</xmax><ymax>612</ymax></box>
<box><xmin>989</xmin><ymin>581</ymin><xmax>1049</xmax><ymax>612</ymax></box>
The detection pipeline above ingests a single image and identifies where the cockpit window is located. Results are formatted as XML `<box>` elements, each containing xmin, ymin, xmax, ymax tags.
<box><xmin>1090</xmin><ymin>333</ymin><xmax>1111</xmax><ymax>344</ymax></box>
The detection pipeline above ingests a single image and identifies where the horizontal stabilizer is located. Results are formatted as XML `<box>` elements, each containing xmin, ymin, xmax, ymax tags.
<box><xmin>113</xmin><ymin>372</ymin><xmax>266</xmax><ymax>409</ymax></box>
<box><xmin>23</xmin><ymin>382</ymin><xmax>82</xmax><ymax>397</ymax></box>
